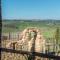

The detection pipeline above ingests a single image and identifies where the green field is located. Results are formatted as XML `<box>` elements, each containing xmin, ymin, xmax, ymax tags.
<box><xmin>2</xmin><ymin>20</ymin><xmax>60</xmax><ymax>38</ymax></box>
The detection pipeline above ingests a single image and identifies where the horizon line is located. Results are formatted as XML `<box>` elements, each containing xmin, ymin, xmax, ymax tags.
<box><xmin>2</xmin><ymin>18</ymin><xmax>60</xmax><ymax>20</ymax></box>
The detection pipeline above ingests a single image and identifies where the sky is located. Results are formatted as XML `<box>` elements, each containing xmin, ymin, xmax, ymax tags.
<box><xmin>1</xmin><ymin>0</ymin><xmax>60</xmax><ymax>20</ymax></box>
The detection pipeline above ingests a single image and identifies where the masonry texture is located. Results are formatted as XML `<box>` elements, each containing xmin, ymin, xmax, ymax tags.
<box><xmin>6</xmin><ymin>27</ymin><xmax>46</xmax><ymax>53</ymax></box>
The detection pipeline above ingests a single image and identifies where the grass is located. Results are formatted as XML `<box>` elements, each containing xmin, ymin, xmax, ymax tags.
<box><xmin>2</xmin><ymin>20</ymin><xmax>60</xmax><ymax>45</ymax></box>
<box><xmin>2</xmin><ymin>20</ymin><xmax>60</xmax><ymax>38</ymax></box>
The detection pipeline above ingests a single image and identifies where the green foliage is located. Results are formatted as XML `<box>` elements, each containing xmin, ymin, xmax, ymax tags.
<box><xmin>2</xmin><ymin>20</ymin><xmax>60</xmax><ymax>38</ymax></box>
<box><xmin>55</xmin><ymin>27</ymin><xmax>60</xmax><ymax>44</ymax></box>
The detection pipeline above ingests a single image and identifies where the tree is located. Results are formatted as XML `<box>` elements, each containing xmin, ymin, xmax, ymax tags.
<box><xmin>55</xmin><ymin>27</ymin><xmax>60</xmax><ymax>45</ymax></box>
<box><xmin>55</xmin><ymin>27</ymin><xmax>60</xmax><ymax>55</ymax></box>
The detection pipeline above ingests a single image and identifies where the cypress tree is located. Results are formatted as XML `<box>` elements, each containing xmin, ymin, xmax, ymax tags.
<box><xmin>55</xmin><ymin>27</ymin><xmax>60</xmax><ymax>55</ymax></box>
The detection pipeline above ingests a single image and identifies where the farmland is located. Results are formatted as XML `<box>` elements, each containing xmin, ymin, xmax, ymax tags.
<box><xmin>2</xmin><ymin>20</ymin><xmax>60</xmax><ymax>38</ymax></box>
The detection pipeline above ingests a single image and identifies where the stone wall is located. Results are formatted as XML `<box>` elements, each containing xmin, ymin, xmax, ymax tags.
<box><xmin>6</xmin><ymin>27</ymin><xmax>46</xmax><ymax>53</ymax></box>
